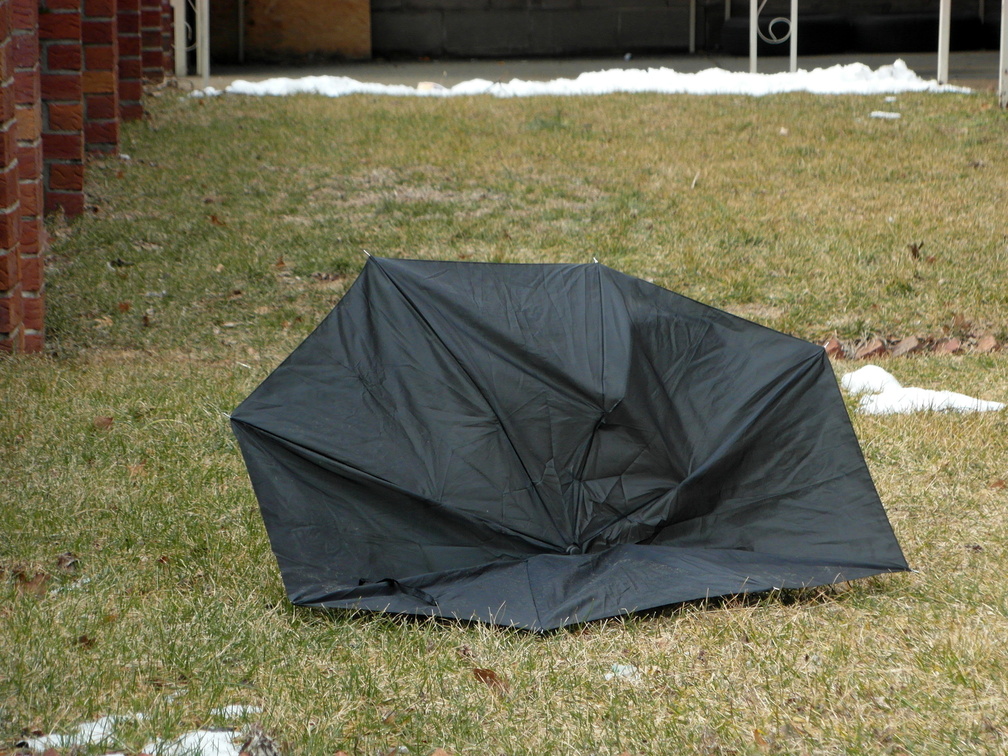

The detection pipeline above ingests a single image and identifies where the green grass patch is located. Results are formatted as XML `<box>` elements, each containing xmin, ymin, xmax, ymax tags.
<box><xmin>2</xmin><ymin>86</ymin><xmax>1007</xmax><ymax>755</ymax></box>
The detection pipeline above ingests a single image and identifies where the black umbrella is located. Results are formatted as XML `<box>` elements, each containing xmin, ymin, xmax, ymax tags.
<box><xmin>232</xmin><ymin>257</ymin><xmax>907</xmax><ymax>630</ymax></box>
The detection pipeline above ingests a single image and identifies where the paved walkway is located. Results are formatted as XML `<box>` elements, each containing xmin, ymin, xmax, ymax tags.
<box><xmin>184</xmin><ymin>50</ymin><xmax>1001</xmax><ymax>92</ymax></box>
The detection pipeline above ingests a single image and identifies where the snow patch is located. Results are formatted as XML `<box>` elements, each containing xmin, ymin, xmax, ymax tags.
<box><xmin>194</xmin><ymin>59</ymin><xmax>969</xmax><ymax>99</ymax></box>
<box><xmin>19</xmin><ymin>707</ymin><xmax>263</xmax><ymax>756</ymax></box>
<box><xmin>841</xmin><ymin>366</ymin><xmax>1005</xmax><ymax>415</ymax></box>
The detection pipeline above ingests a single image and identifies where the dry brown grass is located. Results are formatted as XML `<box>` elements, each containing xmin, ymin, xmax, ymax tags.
<box><xmin>2</xmin><ymin>85</ymin><xmax>1007</xmax><ymax>755</ymax></box>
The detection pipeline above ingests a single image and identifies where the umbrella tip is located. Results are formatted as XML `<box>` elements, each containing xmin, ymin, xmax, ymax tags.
<box><xmin>593</xmin><ymin>257</ymin><xmax>599</xmax><ymax>264</ymax></box>
<box><xmin>363</xmin><ymin>249</ymin><xmax>371</xmax><ymax>257</ymax></box>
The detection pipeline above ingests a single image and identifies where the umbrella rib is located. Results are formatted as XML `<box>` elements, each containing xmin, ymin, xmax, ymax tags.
<box><xmin>368</xmin><ymin>257</ymin><xmax>570</xmax><ymax>549</ymax></box>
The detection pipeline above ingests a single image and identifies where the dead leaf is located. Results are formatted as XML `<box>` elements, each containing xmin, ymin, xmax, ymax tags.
<box><xmin>753</xmin><ymin>728</ymin><xmax>771</xmax><ymax>751</ymax></box>
<box><xmin>93</xmin><ymin>416</ymin><xmax>114</xmax><ymax>430</ymax></box>
<box><xmin>274</xmin><ymin>256</ymin><xmax>286</xmax><ymax>270</ymax></box>
<box><xmin>429</xmin><ymin>750</ymin><xmax>454</xmax><ymax>756</ymax></box>
<box><xmin>891</xmin><ymin>335</ymin><xmax>920</xmax><ymax>358</ymax></box>
<box><xmin>473</xmin><ymin>667</ymin><xmax>509</xmax><ymax>694</ymax></box>
<box><xmin>77</xmin><ymin>634</ymin><xmax>96</xmax><ymax>648</ymax></box>
<box><xmin>823</xmin><ymin>336</ymin><xmax>844</xmax><ymax>358</ymax></box>
<box><xmin>951</xmin><ymin>313</ymin><xmax>971</xmax><ymax>334</ymax></box>
<box><xmin>239</xmin><ymin>724</ymin><xmax>279</xmax><ymax>756</ymax></box>
<box><xmin>975</xmin><ymin>334</ymin><xmax>998</xmax><ymax>353</ymax></box>
<box><xmin>990</xmin><ymin>479</ymin><xmax>1006</xmax><ymax>490</ymax></box>
<box><xmin>128</xmin><ymin>462</ymin><xmax>147</xmax><ymax>478</ymax></box>
<box><xmin>456</xmin><ymin>645</ymin><xmax>474</xmax><ymax>659</ymax></box>
<box><xmin>118</xmin><ymin>301</ymin><xmax>132</xmax><ymax>313</ymax></box>
<box><xmin>907</xmin><ymin>241</ymin><xmax>923</xmax><ymax>260</ymax></box>
<box><xmin>56</xmin><ymin>552</ymin><xmax>79</xmax><ymax>572</ymax></box>
<box><xmin>15</xmin><ymin>571</ymin><xmax>50</xmax><ymax>597</ymax></box>
<box><xmin>209</xmin><ymin>214</ymin><xmax>227</xmax><ymax>227</ymax></box>
<box><xmin>854</xmin><ymin>338</ymin><xmax>887</xmax><ymax>359</ymax></box>
<box><xmin>143</xmin><ymin>309</ymin><xmax>154</xmax><ymax>327</ymax></box>
<box><xmin>936</xmin><ymin>338</ymin><xmax>961</xmax><ymax>354</ymax></box>
<box><xmin>964</xmin><ymin>543</ymin><xmax>983</xmax><ymax>552</ymax></box>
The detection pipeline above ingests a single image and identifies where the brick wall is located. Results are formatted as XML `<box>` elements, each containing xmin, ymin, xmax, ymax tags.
<box><xmin>0</xmin><ymin>0</ymin><xmax>172</xmax><ymax>353</ymax></box>
<box><xmin>83</xmin><ymin>0</ymin><xmax>120</xmax><ymax>152</ymax></box>
<box><xmin>12</xmin><ymin>0</ymin><xmax>43</xmax><ymax>353</ymax></box>
<box><xmin>118</xmin><ymin>0</ymin><xmax>142</xmax><ymax>120</ymax></box>
<box><xmin>140</xmin><ymin>0</ymin><xmax>163</xmax><ymax>83</ymax></box>
<box><xmin>0</xmin><ymin>0</ymin><xmax>22</xmax><ymax>352</ymax></box>
<box><xmin>39</xmin><ymin>0</ymin><xmax>85</xmax><ymax>218</ymax></box>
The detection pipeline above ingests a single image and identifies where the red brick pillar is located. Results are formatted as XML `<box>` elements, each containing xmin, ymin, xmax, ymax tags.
<box><xmin>12</xmin><ymin>0</ymin><xmax>45</xmax><ymax>352</ymax></box>
<box><xmin>140</xmin><ymin>0</ymin><xmax>162</xmax><ymax>83</ymax></box>
<box><xmin>39</xmin><ymin>0</ymin><xmax>85</xmax><ymax>218</ymax></box>
<box><xmin>83</xmin><ymin>0</ymin><xmax>119</xmax><ymax>152</ymax></box>
<box><xmin>160</xmin><ymin>0</ymin><xmax>172</xmax><ymax>76</ymax></box>
<box><xmin>0</xmin><ymin>0</ymin><xmax>23</xmax><ymax>353</ymax></box>
<box><xmin>117</xmin><ymin>0</ymin><xmax>141</xmax><ymax>120</ymax></box>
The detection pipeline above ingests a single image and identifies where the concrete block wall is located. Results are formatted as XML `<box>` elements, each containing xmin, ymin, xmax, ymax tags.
<box><xmin>0</xmin><ymin>0</ymin><xmax>173</xmax><ymax>353</ymax></box>
<box><xmin>371</xmin><ymin>0</ymin><xmax>696</xmax><ymax>58</ymax></box>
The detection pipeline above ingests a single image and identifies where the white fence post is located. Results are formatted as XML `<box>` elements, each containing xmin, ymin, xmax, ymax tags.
<box><xmin>937</xmin><ymin>0</ymin><xmax>951</xmax><ymax>84</ymax></box>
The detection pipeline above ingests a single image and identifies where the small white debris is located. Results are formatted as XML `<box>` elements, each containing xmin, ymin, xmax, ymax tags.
<box><xmin>604</xmin><ymin>663</ymin><xmax>641</xmax><ymax>682</ymax></box>
<box><xmin>869</xmin><ymin>111</ymin><xmax>901</xmax><ymax>119</ymax></box>
<box><xmin>191</xmin><ymin>86</ymin><xmax>223</xmax><ymax>98</ymax></box>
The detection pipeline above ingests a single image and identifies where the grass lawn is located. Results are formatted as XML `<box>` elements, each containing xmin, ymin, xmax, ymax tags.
<box><xmin>2</xmin><ymin>83</ymin><xmax>1007</xmax><ymax>755</ymax></box>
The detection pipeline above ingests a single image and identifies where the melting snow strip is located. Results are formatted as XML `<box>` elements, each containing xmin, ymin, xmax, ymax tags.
<box><xmin>192</xmin><ymin>59</ymin><xmax>970</xmax><ymax>99</ymax></box>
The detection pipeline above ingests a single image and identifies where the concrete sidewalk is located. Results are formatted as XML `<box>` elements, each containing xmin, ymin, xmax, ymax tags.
<box><xmin>184</xmin><ymin>50</ymin><xmax>1002</xmax><ymax>93</ymax></box>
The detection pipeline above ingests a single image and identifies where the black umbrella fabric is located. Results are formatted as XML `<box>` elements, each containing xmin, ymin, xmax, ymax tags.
<box><xmin>232</xmin><ymin>257</ymin><xmax>908</xmax><ymax>630</ymax></box>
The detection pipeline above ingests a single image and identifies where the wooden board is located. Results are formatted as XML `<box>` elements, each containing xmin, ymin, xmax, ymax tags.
<box><xmin>245</xmin><ymin>0</ymin><xmax>371</xmax><ymax>60</ymax></box>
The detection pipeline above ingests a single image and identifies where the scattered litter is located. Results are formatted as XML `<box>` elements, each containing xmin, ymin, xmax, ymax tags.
<box><xmin>869</xmin><ymin>110</ymin><xmax>902</xmax><ymax>119</ymax></box>
<box><xmin>195</xmin><ymin>59</ymin><xmax>969</xmax><ymax>99</ymax></box>
<box><xmin>841</xmin><ymin>365</ymin><xmax>1005</xmax><ymax>415</ymax></box>
<box><xmin>604</xmin><ymin>663</ymin><xmax>641</xmax><ymax>682</ymax></box>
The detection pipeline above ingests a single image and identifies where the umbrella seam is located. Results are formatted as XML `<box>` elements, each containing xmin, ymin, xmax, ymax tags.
<box><xmin>368</xmin><ymin>256</ymin><xmax>570</xmax><ymax>548</ymax></box>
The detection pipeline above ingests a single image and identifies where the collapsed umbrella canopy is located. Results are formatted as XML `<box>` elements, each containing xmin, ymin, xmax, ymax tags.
<box><xmin>232</xmin><ymin>258</ymin><xmax>907</xmax><ymax>631</ymax></box>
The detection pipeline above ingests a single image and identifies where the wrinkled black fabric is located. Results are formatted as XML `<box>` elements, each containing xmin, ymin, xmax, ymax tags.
<box><xmin>232</xmin><ymin>258</ymin><xmax>907</xmax><ymax>630</ymax></box>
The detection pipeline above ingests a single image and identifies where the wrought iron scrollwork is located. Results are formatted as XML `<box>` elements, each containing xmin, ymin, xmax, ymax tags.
<box><xmin>755</xmin><ymin>0</ymin><xmax>792</xmax><ymax>45</ymax></box>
